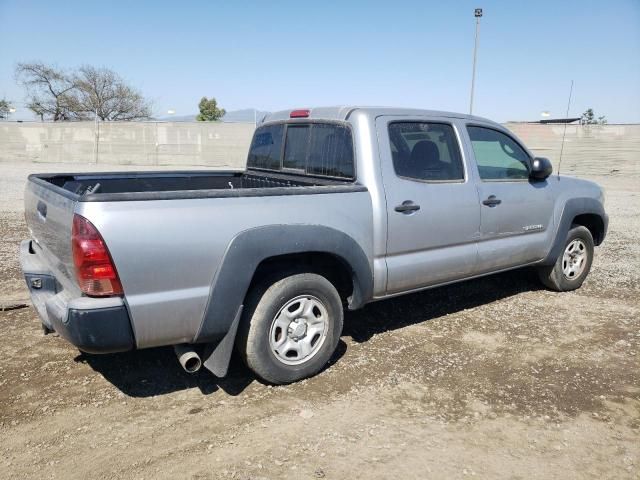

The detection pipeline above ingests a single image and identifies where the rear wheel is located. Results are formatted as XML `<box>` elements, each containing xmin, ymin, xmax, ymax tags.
<box><xmin>537</xmin><ymin>225</ymin><xmax>594</xmax><ymax>291</ymax></box>
<box><xmin>237</xmin><ymin>273</ymin><xmax>343</xmax><ymax>384</ymax></box>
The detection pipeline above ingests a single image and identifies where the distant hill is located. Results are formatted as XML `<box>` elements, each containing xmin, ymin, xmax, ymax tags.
<box><xmin>157</xmin><ymin>114</ymin><xmax>196</xmax><ymax>122</ymax></box>
<box><xmin>222</xmin><ymin>109</ymin><xmax>271</xmax><ymax>123</ymax></box>
<box><xmin>156</xmin><ymin>109</ymin><xmax>270</xmax><ymax>123</ymax></box>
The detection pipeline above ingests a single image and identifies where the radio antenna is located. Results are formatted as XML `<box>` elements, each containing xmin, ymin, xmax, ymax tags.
<box><xmin>557</xmin><ymin>80</ymin><xmax>574</xmax><ymax>178</ymax></box>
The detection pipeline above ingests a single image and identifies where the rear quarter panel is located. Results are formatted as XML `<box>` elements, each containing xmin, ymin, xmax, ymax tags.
<box><xmin>77</xmin><ymin>191</ymin><xmax>373</xmax><ymax>348</ymax></box>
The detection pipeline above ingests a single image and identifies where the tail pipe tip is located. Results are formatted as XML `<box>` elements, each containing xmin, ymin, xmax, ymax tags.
<box><xmin>173</xmin><ymin>344</ymin><xmax>202</xmax><ymax>373</ymax></box>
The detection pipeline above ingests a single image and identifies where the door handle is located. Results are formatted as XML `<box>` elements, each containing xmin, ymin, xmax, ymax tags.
<box><xmin>482</xmin><ymin>195</ymin><xmax>502</xmax><ymax>207</ymax></box>
<box><xmin>395</xmin><ymin>200</ymin><xmax>421</xmax><ymax>214</ymax></box>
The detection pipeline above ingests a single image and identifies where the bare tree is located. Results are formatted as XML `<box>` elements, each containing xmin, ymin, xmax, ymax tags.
<box><xmin>74</xmin><ymin>66</ymin><xmax>151</xmax><ymax>121</ymax></box>
<box><xmin>15</xmin><ymin>61</ymin><xmax>152</xmax><ymax>121</ymax></box>
<box><xmin>15</xmin><ymin>62</ymin><xmax>79</xmax><ymax>121</ymax></box>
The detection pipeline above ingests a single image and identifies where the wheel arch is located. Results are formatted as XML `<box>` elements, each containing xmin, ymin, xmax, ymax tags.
<box><xmin>249</xmin><ymin>251</ymin><xmax>356</xmax><ymax>305</ymax></box>
<box><xmin>571</xmin><ymin>213</ymin><xmax>606</xmax><ymax>245</ymax></box>
<box><xmin>542</xmin><ymin>197</ymin><xmax>608</xmax><ymax>266</ymax></box>
<box><xmin>194</xmin><ymin>225</ymin><xmax>373</xmax><ymax>344</ymax></box>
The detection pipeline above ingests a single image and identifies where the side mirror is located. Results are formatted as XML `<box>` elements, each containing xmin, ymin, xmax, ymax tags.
<box><xmin>530</xmin><ymin>157</ymin><xmax>553</xmax><ymax>180</ymax></box>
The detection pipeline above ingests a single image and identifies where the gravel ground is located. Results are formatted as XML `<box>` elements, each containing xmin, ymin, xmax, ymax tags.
<box><xmin>0</xmin><ymin>161</ymin><xmax>638</xmax><ymax>479</ymax></box>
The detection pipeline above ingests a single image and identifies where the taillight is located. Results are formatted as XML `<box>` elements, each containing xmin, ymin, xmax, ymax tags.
<box><xmin>290</xmin><ymin>109</ymin><xmax>310</xmax><ymax>118</ymax></box>
<box><xmin>72</xmin><ymin>214</ymin><xmax>123</xmax><ymax>296</ymax></box>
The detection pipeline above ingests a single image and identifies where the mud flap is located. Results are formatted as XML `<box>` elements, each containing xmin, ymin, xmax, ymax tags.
<box><xmin>202</xmin><ymin>305</ymin><xmax>243</xmax><ymax>377</ymax></box>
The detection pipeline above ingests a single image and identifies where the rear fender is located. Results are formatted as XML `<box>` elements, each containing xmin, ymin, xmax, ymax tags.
<box><xmin>194</xmin><ymin>225</ymin><xmax>372</xmax><ymax>344</ymax></box>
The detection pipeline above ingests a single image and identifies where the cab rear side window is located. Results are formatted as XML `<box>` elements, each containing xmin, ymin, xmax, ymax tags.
<box><xmin>247</xmin><ymin>123</ymin><xmax>354</xmax><ymax>179</ymax></box>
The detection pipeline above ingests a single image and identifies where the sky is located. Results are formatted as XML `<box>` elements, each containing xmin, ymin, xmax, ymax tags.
<box><xmin>1</xmin><ymin>0</ymin><xmax>639</xmax><ymax>123</ymax></box>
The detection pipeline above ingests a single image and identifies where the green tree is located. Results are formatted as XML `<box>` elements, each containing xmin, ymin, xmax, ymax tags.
<box><xmin>0</xmin><ymin>98</ymin><xmax>13</xmax><ymax>119</ymax></box>
<box><xmin>196</xmin><ymin>97</ymin><xmax>225</xmax><ymax>121</ymax></box>
<box><xmin>580</xmin><ymin>108</ymin><xmax>607</xmax><ymax>125</ymax></box>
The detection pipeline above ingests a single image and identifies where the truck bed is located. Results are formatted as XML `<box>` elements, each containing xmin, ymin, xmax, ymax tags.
<box><xmin>22</xmin><ymin>164</ymin><xmax>372</xmax><ymax>351</ymax></box>
<box><xmin>29</xmin><ymin>169</ymin><xmax>360</xmax><ymax>202</ymax></box>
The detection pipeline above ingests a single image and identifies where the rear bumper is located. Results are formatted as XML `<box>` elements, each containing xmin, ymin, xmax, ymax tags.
<box><xmin>19</xmin><ymin>239</ymin><xmax>135</xmax><ymax>354</ymax></box>
<box><xmin>57</xmin><ymin>305</ymin><xmax>134</xmax><ymax>353</ymax></box>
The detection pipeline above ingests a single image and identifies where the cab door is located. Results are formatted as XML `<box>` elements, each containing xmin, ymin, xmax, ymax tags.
<box><xmin>463</xmin><ymin>124</ymin><xmax>556</xmax><ymax>273</ymax></box>
<box><xmin>376</xmin><ymin>117</ymin><xmax>481</xmax><ymax>294</ymax></box>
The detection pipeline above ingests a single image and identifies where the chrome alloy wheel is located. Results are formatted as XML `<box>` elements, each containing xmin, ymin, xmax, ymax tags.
<box><xmin>562</xmin><ymin>239</ymin><xmax>588</xmax><ymax>279</ymax></box>
<box><xmin>268</xmin><ymin>295</ymin><xmax>329</xmax><ymax>366</ymax></box>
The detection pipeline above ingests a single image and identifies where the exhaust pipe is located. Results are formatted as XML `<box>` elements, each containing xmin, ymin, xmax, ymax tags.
<box><xmin>173</xmin><ymin>344</ymin><xmax>202</xmax><ymax>373</ymax></box>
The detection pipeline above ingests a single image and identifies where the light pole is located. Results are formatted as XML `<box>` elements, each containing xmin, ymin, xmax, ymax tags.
<box><xmin>469</xmin><ymin>8</ymin><xmax>483</xmax><ymax>115</ymax></box>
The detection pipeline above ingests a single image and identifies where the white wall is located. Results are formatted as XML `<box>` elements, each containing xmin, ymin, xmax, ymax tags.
<box><xmin>506</xmin><ymin>123</ymin><xmax>640</xmax><ymax>177</ymax></box>
<box><xmin>0</xmin><ymin>121</ymin><xmax>255</xmax><ymax>169</ymax></box>
<box><xmin>1</xmin><ymin>121</ymin><xmax>638</xmax><ymax>177</ymax></box>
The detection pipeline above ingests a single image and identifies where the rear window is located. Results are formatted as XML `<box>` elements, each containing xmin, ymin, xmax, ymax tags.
<box><xmin>247</xmin><ymin>123</ymin><xmax>354</xmax><ymax>179</ymax></box>
<box><xmin>283</xmin><ymin>125</ymin><xmax>310</xmax><ymax>170</ymax></box>
<box><xmin>307</xmin><ymin>124</ymin><xmax>354</xmax><ymax>178</ymax></box>
<box><xmin>247</xmin><ymin>124</ymin><xmax>283</xmax><ymax>170</ymax></box>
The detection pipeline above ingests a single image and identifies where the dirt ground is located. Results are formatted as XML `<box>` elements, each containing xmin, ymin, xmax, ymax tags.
<box><xmin>0</xmin><ymin>161</ymin><xmax>638</xmax><ymax>479</ymax></box>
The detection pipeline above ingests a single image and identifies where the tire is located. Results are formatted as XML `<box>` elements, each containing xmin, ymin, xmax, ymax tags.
<box><xmin>537</xmin><ymin>225</ymin><xmax>594</xmax><ymax>291</ymax></box>
<box><xmin>236</xmin><ymin>273</ymin><xmax>343</xmax><ymax>385</ymax></box>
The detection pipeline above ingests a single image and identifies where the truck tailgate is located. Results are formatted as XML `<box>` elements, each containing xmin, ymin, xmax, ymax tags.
<box><xmin>24</xmin><ymin>178</ymin><xmax>77</xmax><ymax>285</ymax></box>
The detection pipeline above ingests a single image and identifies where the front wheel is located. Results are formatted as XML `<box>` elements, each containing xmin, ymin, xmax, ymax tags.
<box><xmin>537</xmin><ymin>225</ymin><xmax>594</xmax><ymax>291</ymax></box>
<box><xmin>236</xmin><ymin>273</ymin><xmax>343</xmax><ymax>384</ymax></box>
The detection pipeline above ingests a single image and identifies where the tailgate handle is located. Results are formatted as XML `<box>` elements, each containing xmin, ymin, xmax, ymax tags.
<box><xmin>37</xmin><ymin>200</ymin><xmax>47</xmax><ymax>219</ymax></box>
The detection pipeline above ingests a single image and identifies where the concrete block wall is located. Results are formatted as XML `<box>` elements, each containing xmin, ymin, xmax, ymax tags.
<box><xmin>0</xmin><ymin>121</ymin><xmax>638</xmax><ymax>177</ymax></box>
<box><xmin>0</xmin><ymin>121</ymin><xmax>255</xmax><ymax>169</ymax></box>
<box><xmin>506</xmin><ymin>123</ymin><xmax>640</xmax><ymax>177</ymax></box>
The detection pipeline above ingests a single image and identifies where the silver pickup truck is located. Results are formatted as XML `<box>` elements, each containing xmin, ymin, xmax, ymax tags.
<box><xmin>20</xmin><ymin>107</ymin><xmax>607</xmax><ymax>384</ymax></box>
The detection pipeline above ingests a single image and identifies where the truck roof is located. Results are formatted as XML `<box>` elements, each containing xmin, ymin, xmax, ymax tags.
<box><xmin>261</xmin><ymin>106</ymin><xmax>501</xmax><ymax>128</ymax></box>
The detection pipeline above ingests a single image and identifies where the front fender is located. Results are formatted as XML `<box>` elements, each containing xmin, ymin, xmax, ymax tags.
<box><xmin>194</xmin><ymin>224</ymin><xmax>373</xmax><ymax>343</ymax></box>
<box><xmin>541</xmin><ymin>197</ymin><xmax>607</xmax><ymax>265</ymax></box>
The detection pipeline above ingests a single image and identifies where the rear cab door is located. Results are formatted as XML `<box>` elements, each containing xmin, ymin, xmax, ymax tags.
<box><xmin>375</xmin><ymin>115</ymin><xmax>481</xmax><ymax>294</ymax></box>
<box><xmin>460</xmin><ymin>123</ymin><xmax>556</xmax><ymax>273</ymax></box>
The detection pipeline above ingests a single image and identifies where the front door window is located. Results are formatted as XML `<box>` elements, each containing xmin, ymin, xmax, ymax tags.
<box><xmin>467</xmin><ymin>126</ymin><xmax>530</xmax><ymax>181</ymax></box>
